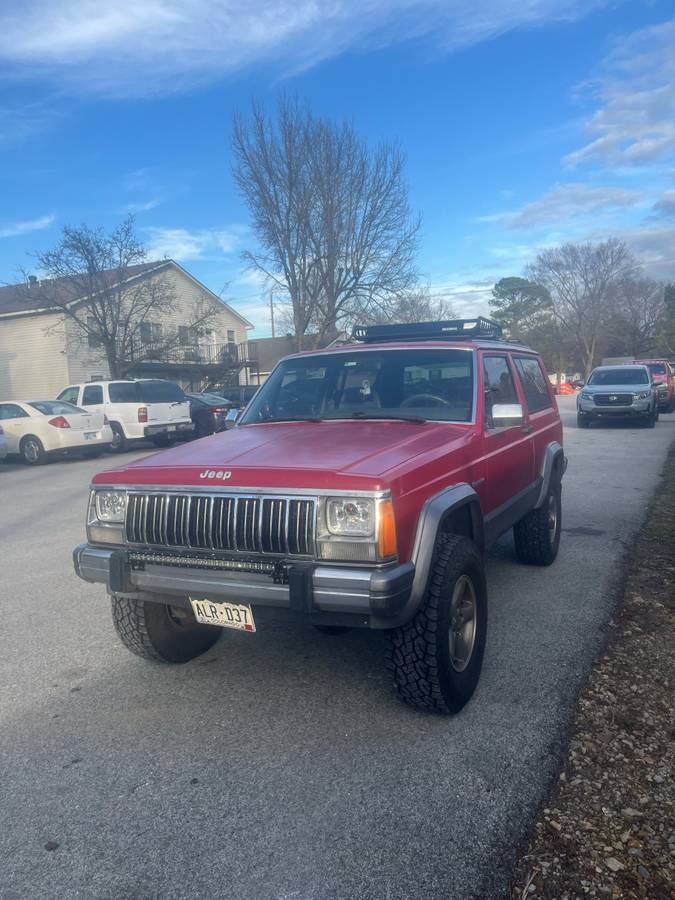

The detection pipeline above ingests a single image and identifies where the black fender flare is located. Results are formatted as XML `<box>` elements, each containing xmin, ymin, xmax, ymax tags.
<box><xmin>534</xmin><ymin>441</ymin><xmax>566</xmax><ymax>508</ymax></box>
<box><xmin>375</xmin><ymin>484</ymin><xmax>484</xmax><ymax>629</ymax></box>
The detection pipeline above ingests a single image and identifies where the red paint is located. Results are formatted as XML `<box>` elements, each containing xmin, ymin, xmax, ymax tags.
<box><xmin>92</xmin><ymin>344</ymin><xmax>563</xmax><ymax>564</ymax></box>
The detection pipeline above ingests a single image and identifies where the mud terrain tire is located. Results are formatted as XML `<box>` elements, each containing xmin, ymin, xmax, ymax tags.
<box><xmin>111</xmin><ymin>597</ymin><xmax>221</xmax><ymax>663</ymax></box>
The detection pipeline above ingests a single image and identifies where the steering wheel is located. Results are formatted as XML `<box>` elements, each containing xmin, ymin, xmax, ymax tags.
<box><xmin>401</xmin><ymin>393</ymin><xmax>451</xmax><ymax>408</ymax></box>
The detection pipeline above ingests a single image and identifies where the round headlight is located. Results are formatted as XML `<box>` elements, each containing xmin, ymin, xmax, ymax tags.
<box><xmin>95</xmin><ymin>490</ymin><xmax>127</xmax><ymax>523</ymax></box>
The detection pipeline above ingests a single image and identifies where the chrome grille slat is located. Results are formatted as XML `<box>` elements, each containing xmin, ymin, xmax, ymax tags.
<box><xmin>125</xmin><ymin>491</ymin><xmax>315</xmax><ymax>556</ymax></box>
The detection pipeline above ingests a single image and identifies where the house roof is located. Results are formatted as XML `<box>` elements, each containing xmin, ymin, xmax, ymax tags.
<box><xmin>0</xmin><ymin>259</ymin><xmax>253</xmax><ymax>329</ymax></box>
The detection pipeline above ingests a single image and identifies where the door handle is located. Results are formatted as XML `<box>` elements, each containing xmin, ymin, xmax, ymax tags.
<box><xmin>522</xmin><ymin>424</ymin><xmax>533</xmax><ymax>434</ymax></box>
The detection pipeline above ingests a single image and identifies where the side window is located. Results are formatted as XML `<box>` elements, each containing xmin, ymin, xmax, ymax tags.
<box><xmin>483</xmin><ymin>356</ymin><xmax>518</xmax><ymax>428</ymax></box>
<box><xmin>514</xmin><ymin>357</ymin><xmax>553</xmax><ymax>413</ymax></box>
<box><xmin>57</xmin><ymin>386</ymin><xmax>80</xmax><ymax>405</ymax></box>
<box><xmin>82</xmin><ymin>384</ymin><xmax>104</xmax><ymax>405</ymax></box>
<box><xmin>0</xmin><ymin>403</ymin><xmax>29</xmax><ymax>420</ymax></box>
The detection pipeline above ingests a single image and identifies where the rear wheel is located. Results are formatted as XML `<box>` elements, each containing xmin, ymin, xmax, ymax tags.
<box><xmin>386</xmin><ymin>534</ymin><xmax>487</xmax><ymax>715</ymax></box>
<box><xmin>109</xmin><ymin>423</ymin><xmax>127</xmax><ymax>453</ymax></box>
<box><xmin>514</xmin><ymin>475</ymin><xmax>562</xmax><ymax>565</ymax></box>
<box><xmin>20</xmin><ymin>435</ymin><xmax>47</xmax><ymax>465</ymax></box>
<box><xmin>111</xmin><ymin>597</ymin><xmax>222</xmax><ymax>663</ymax></box>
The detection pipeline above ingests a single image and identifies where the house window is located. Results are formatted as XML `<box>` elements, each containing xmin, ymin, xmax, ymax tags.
<box><xmin>140</xmin><ymin>321</ymin><xmax>163</xmax><ymax>344</ymax></box>
<box><xmin>87</xmin><ymin>316</ymin><xmax>101</xmax><ymax>348</ymax></box>
<box><xmin>227</xmin><ymin>329</ymin><xmax>236</xmax><ymax>344</ymax></box>
<box><xmin>178</xmin><ymin>325</ymin><xmax>190</xmax><ymax>345</ymax></box>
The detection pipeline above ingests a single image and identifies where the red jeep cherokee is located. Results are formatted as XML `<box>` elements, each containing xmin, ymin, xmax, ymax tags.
<box><xmin>74</xmin><ymin>319</ymin><xmax>565</xmax><ymax>714</ymax></box>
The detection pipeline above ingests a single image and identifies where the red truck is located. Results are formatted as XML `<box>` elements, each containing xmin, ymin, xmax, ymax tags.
<box><xmin>638</xmin><ymin>359</ymin><xmax>675</xmax><ymax>412</ymax></box>
<box><xmin>74</xmin><ymin>318</ymin><xmax>566</xmax><ymax>714</ymax></box>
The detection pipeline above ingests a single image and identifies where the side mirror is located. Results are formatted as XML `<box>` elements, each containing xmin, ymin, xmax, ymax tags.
<box><xmin>491</xmin><ymin>403</ymin><xmax>524</xmax><ymax>428</ymax></box>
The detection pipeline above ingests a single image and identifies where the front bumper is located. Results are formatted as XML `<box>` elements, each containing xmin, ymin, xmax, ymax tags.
<box><xmin>73</xmin><ymin>543</ymin><xmax>415</xmax><ymax>629</ymax></box>
<box><xmin>577</xmin><ymin>399</ymin><xmax>652</xmax><ymax>418</ymax></box>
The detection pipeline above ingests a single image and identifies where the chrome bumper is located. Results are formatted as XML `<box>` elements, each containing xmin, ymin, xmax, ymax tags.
<box><xmin>73</xmin><ymin>544</ymin><xmax>415</xmax><ymax>629</ymax></box>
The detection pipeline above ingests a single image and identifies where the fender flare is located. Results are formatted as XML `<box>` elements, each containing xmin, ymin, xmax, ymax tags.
<box><xmin>374</xmin><ymin>484</ymin><xmax>483</xmax><ymax>629</ymax></box>
<box><xmin>534</xmin><ymin>441</ymin><xmax>566</xmax><ymax>508</ymax></box>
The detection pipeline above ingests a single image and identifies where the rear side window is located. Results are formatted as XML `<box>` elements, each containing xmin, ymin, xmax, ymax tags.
<box><xmin>109</xmin><ymin>382</ymin><xmax>140</xmax><ymax>403</ymax></box>
<box><xmin>57</xmin><ymin>386</ymin><xmax>80</xmax><ymax>405</ymax></box>
<box><xmin>82</xmin><ymin>384</ymin><xmax>104</xmax><ymax>405</ymax></box>
<box><xmin>137</xmin><ymin>381</ymin><xmax>185</xmax><ymax>403</ymax></box>
<box><xmin>0</xmin><ymin>403</ymin><xmax>29</xmax><ymax>419</ymax></box>
<box><xmin>514</xmin><ymin>357</ymin><xmax>553</xmax><ymax>413</ymax></box>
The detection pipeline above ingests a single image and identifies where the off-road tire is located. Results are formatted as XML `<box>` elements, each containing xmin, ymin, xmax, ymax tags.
<box><xmin>386</xmin><ymin>534</ymin><xmax>487</xmax><ymax>715</ymax></box>
<box><xmin>577</xmin><ymin>413</ymin><xmax>589</xmax><ymax>428</ymax></box>
<box><xmin>109</xmin><ymin>423</ymin><xmax>127</xmax><ymax>453</ymax></box>
<box><xmin>20</xmin><ymin>434</ymin><xmax>47</xmax><ymax>465</ymax></box>
<box><xmin>111</xmin><ymin>597</ymin><xmax>222</xmax><ymax>663</ymax></box>
<box><xmin>514</xmin><ymin>475</ymin><xmax>562</xmax><ymax>566</ymax></box>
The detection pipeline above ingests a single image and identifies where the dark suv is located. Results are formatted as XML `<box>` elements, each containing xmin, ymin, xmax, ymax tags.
<box><xmin>73</xmin><ymin>319</ymin><xmax>566</xmax><ymax>714</ymax></box>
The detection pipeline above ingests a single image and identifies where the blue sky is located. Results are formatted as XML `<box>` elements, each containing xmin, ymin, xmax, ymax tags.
<box><xmin>1</xmin><ymin>1</ymin><xmax>674</xmax><ymax>335</ymax></box>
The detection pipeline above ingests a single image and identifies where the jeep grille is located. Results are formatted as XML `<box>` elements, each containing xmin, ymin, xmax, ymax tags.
<box><xmin>124</xmin><ymin>492</ymin><xmax>315</xmax><ymax>556</ymax></box>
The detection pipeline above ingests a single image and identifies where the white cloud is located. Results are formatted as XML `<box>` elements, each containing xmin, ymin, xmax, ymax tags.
<box><xmin>0</xmin><ymin>0</ymin><xmax>608</xmax><ymax>97</ymax></box>
<box><xmin>506</xmin><ymin>182</ymin><xmax>643</xmax><ymax>229</ymax></box>
<box><xmin>565</xmin><ymin>16</ymin><xmax>675</xmax><ymax>168</ymax></box>
<box><xmin>0</xmin><ymin>214</ymin><xmax>55</xmax><ymax>238</ymax></box>
<box><xmin>123</xmin><ymin>197</ymin><xmax>162</xmax><ymax>213</ymax></box>
<box><xmin>651</xmin><ymin>189</ymin><xmax>675</xmax><ymax>219</ymax></box>
<box><xmin>145</xmin><ymin>225</ymin><xmax>246</xmax><ymax>260</ymax></box>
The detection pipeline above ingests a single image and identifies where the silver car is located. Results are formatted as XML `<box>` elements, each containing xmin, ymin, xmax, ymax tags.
<box><xmin>577</xmin><ymin>364</ymin><xmax>658</xmax><ymax>428</ymax></box>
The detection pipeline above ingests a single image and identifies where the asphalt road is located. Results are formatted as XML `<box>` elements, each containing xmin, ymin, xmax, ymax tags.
<box><xmin>1</xmin><ymin>397</ymin><xmax>673</xmax><ymax>900</ymax></box>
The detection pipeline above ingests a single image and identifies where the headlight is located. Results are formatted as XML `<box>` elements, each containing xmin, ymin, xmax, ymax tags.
<box><xmin>326</xmin><ymin>497</ymin><xmax>375</xmax><ymax>536</ymax></box>
<box><xmin>581</xmin><ymin>391</ymin><xmax>593</xmax><ymax>400</ymax></box>
<box><xmin>634</xmin><ymin>391</ymin><xmax>651</xmax><ymax>400</ymax></box>
<box><xmin>95</xmin><ymin>490</ymin><xmax>127</xmax><ymax>523</ymax></box>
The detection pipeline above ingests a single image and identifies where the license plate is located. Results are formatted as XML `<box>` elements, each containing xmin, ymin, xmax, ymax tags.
<box><xmin>84</xmin><ymin>432</ymin><xmax>97</xmax><ymax>440</ymax></box>
<box><xmin>167</xmin><ymin>425</ymin><xmax>176</xmax><ymax>432</ymax></box>
<box><xmin>190</xmin><ymin>598</ymin><xmax>256</xmax><ymax>632</ymax></box>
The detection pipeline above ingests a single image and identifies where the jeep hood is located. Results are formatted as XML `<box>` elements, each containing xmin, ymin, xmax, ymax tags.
<box><xmin>93</xmin><ymin>420</ymin><xmax>473</xmax><ymax>491</ymax></box>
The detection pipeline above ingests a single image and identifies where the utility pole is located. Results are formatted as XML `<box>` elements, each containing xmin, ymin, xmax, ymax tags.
<box><xmin>269</xmin><ymin>288</ymin><xmax>276</xmax><ymax>339</ymax></box>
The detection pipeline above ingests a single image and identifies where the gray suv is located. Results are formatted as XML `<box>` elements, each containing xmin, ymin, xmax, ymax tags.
<box><xmin>577</xmin><ymin>364</ymin><xmax>658</xmax><ymax>428</ymax></box>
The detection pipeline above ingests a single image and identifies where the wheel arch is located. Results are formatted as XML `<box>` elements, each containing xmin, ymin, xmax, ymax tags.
<box><xmin>534</xmin><ymin>441</ymin><xmax>566</xmax><ymax>509</ymax></box>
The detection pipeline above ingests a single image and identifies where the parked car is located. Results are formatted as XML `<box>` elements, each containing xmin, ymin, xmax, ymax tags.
<box><xmin>184</xmin><ymin>393</ymin><xmax>234</xmax><ymax>439</ymax></box>
<box><xmin>0</xmin><ymin>425</ymin><xmax>8</xmax><ymax>462</ymax></box>
<box><xmin>57</xmin><ymin>379</ymin><xmax>193</xmax><ymax>452</ymax></box>
<box><xmin>577</xmin><ymin>364</ymin><xmax>658</xmax><ymax>428</ymax></box>
<box><xmin>639</xmin><ymin>360</ymin><xmax>674</xmax><ymax>412</ymax></box>
<box><xmin>73</xmin><ymin>318</ymin><xmax>566</xmax><ymax>715</ymax></box>
<box><xmin>0</xmin><ymin>399</ymin><xmax>113</xmax><ymax>464</ymax></box>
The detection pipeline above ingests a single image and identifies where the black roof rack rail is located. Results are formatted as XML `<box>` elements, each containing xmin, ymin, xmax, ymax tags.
<box><xmin>352</xmin><ymin>317</ymin><xmax>503</xmax><ymax>344</ymax></box>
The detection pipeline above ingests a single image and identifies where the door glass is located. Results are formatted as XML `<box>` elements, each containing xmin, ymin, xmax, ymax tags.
<box><xmin>514</xmin><ymin>357</ymin><xmax>553</xmax><ymax>413</ymax></box>
<box><xmin>82</xmin><ymin>384</ymin><xmax>104</xmax><ymax>405</ymax></box>
<box><xmin>57</xmin><ymin>386</ymin><xmax>80</xmax><ymax>405</ymax></box>
<box><xmin>483</xmin><ymin>356</ymin><xmax>518</xmax><ymax>428</ymax></box>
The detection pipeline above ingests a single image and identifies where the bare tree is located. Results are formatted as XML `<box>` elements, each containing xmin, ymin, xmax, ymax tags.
<box><xmin>29</xmin><ymin>217</ymin><xmax>215</xmax><ymax>378</ymax></box>
<box><xmin>527</xmin><ymin>239</ymin><xmax>638</xmax><ymax>378</ymax></box>
<box><xmin>606</xmin><ymin>276</ymin><xmax>665</xmax><ymax>358</ymax></box>
<box><xmin>367</xmin><ymin>286</ymin><xmax>456</xmax><ymax>325</ymax></box>
<box><xmin>232</xmin><ymin>97</ymin><xmax>420</xmax><ymax>349</ymax></box>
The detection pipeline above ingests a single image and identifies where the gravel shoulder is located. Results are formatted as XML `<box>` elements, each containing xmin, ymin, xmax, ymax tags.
<box><xmin>511</xmin><ymin>444</ymin><xmax>675</xmax><ymax>899</ymax></box>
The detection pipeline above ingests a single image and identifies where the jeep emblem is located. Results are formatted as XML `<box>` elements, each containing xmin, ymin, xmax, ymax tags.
<box><xmin>199</xmin><ymin>470</ymin><xmax>232</xmax><ymax>480</ymax></box>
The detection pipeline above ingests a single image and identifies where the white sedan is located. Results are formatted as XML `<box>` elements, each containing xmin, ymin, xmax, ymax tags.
<box><xmin>0</xmin><ymin>400</ymin><xmax>114</xmax><ymax>465</ymax></box>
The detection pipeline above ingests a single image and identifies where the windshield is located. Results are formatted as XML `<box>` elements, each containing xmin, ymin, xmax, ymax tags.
<box><xmin>29</xmin><ymin>400</ymin><xmax>85</xmax><ymax>415</ymax></box>
<box><xmin>646</xmin><ymin>363</ymin><xmax>666</xmax><ymax>375</ymax></box>
<box><xmin>138</xmin><ymin>381</ymin><xmax>186</xmax><ymax>402</ymax></box>
<box><xmin>241</xmin><ymin>348</ymin><xmax>474</xmax><ymax>424</ymax></box>
<box><xmin>588</xmin><ymin>368</ymin><xmax>649</xmax><ymax>386</ymax></box>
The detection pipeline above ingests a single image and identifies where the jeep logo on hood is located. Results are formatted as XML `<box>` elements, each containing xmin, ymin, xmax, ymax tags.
<box><xmin>199</xmin><ymin>470</ymin><xmax>232</xmax><ymax>480</ymax></box>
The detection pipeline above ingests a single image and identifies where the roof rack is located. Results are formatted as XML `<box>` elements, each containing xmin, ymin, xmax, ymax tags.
<box><xmin>352</xmin><ymin>317</ymin><xmax>503</xmax><ymax>344</ymax></box>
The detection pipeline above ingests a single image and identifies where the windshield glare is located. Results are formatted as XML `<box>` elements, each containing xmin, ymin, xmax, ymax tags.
<box><xmin>588</xmin><ymin>368</ymin><xmax>649</xmax><ymax>386</ymax></box>
<box><xmin>138</xmin><ymin>381</ymin><xmax>186</xmax><ymax>402</ymax></box>
<box><xmin>241</xmin><ymin>349</ymin><xmax>474</xmax><ymax>424</ymax></box>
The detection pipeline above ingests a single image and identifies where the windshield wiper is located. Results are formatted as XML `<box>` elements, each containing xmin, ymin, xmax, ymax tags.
<box><xmin>349</xmin><ymin>411</ymin><xmax>427</xmax><ymax>424</ymax></box>
<box><xmin>260</xmin><ymin>416</ymin><xmax>324</xmax><ymax>424</ymax></box>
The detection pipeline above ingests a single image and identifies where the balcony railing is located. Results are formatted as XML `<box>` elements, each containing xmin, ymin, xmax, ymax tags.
<box><xmin>126</xmin><ymin>341</ymin><xmax>245</xmax><ymax>368</ymax></box>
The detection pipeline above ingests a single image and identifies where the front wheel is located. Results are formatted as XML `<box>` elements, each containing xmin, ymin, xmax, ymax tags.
<box><xmin>386</xmin><ymin>534</ymin><xmax>487</xmax><ymax>715</ymax></box>
<box><xmin>514</xmin><ymin>476</ymin><xmax>562</xmax><ymax>565</ymax></box>
<box><xmin>111</xmin><ymin>597</ymin><xmax>222</xmax><ymax>663</ymax></box>
<box><xmin>643</xmin><ymin>409</ymin><xmax>656</xmax><ymax>428</ymax></box>
<box><xmin>577</xmin><ymin>413</ymin><xmax>589</xmax><ymax>428</ymax></box>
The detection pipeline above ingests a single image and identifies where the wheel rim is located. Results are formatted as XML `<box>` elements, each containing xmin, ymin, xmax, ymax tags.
<box><xmin>111</xmin><ymin>430</ymin><xmax>121</xmax><ymax>449</ymax></box>
<box><xmin>548</xmin><ymin>492</ymin><xmax>558</xmax><ymax>543</ymax></box>
<box><xmin>24</xmin><ymin>439</ymin><xmax>40</xmax><ymax>462</ymax></box>
<box><xmin>448</xmin><ymin>575</ymin><xmax>477</xmax><ymax>672</ymax></box>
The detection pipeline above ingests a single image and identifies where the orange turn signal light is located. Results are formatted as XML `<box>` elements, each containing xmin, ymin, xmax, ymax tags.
<box><xmin>378</xmin><ymin>498</ymin><xmax>398</xmax><ymax>559</ymax></box>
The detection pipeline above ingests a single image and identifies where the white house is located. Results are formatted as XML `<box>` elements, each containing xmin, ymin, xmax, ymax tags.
<box><xmin>0</xmin><ymin>260</ymin><xmax>255</xmax><ymax>400</ymax></box>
